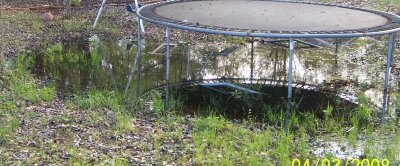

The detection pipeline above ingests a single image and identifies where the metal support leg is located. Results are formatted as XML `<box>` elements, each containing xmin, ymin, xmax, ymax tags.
<box><xmin>165</xmin><ymin>27</ymin><xmax>171</xmax><ymax>113</ymax></box>
<box><xmin>186</xmin><ymin>46</ymin><xmax>191</xmax><ymax>80</ymax></box>
<box><xmin>179</xmin><ymin>30</ymin><xmax>185</xmax><ymax>83</ymax></box>
<box><xmin>381</xmin><ymin>33</ymin><xmax>396</xmax><ymax>125</ymax></box>
<box><xmin>124</xmin><ymin>12</ymin><xmax>142</xmax><ymax>96</ymax></box>
<box><xmin>334</xmin><ymin>38</ymin><xmax>339</xmax><ymax>68</ymax></box>
<box><xmin>137</xmin><ymin>64</ymin><xmax>141</xmax><ymax>97</ymax></box>
<box><xmin>284</xmin><ymin>38</ymin><xmax>295</xmax><ymax>133</ymax></box>
<box><xmin>136</xmin><ymin>27</ymin><xmax>143</xmax><ymax>97</ymax></box>
<box><xmin>250</xmin><ymin>38</ymin><xmax>254</xmax><ymax>84</ymax></box>
<box><xmin>335</xmin><ymin>38</ymin><xmax>339</xmax><ymax>54</ymax></box>
<box><xmin>93</xmin><ymin>0</ymin><xmax>107</xmax><ymax>28</ymax></box>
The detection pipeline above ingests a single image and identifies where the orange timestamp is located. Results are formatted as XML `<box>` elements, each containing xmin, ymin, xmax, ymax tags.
<box><xmin>291</xmin><ymin>158</ymin><xmax>390</xmax><ymax>166</ymax></box>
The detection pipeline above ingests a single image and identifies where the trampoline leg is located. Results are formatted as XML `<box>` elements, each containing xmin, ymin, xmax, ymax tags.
<box><xmin>93</xmin><ymin>0</ymin><xmax>107</xmax><ymax>28</ymax></box>
<box><xmin>179</xmin><ymin>30</ymin><xmax>185</xmax><ymax>83</ymax></box>
<box><xmin>136</xmin><ymin>24</ymin><xmax>143</xmax><ymax>97</ymax></box>
<box><xmin>381</xmin><ymin>33</ymin><xmax>396</xmax><ymax>125</ymax></box>
<box><xmin>187</xmin><ymin>46</ymin><xmax>191</xmax><ymax>80</ymax></box>
<box><xmin>124</xmin><ymin>16</ymin><xmax>142</xmax><ymax>96</ymax></box>
<box><xmin>284</xmin><ymin>38</ymin><xmax>295</xmax><ymax>133</ymax></box>
<box><xmin>335</xmin><ymin>38</ymin><xmax>339</xmax><ymax>54</ymax></box>
<box><xmin>250</xmin><ymin>38</ymin><xmax>254</xmax><ymax>84</ymax></box>
<box><xmin>137</xmin><ymin>64</ymin><xmax>141</xmax><ymax>97</ymax></box>
<box><xmin>165</xmin><ymin>27</ymin><xmax>172</xmax><ymax>113</ymax></box>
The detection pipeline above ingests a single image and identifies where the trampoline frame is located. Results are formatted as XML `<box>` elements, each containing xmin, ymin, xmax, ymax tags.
<box><xmin>137</xmin><ymin>0</ymin><xmax>400</xmax><ymax>38</ymax></box>
<box><xmin>127</xmin><ymin>0</ymin><xmax>400</xmax><ymax>131</ymax></box>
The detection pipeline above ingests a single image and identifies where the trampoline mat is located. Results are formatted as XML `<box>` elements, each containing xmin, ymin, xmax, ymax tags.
<box><xmin>139</xmin><ymin>0</ymin><xmax>400</xmax><ymax>34</ymax></box>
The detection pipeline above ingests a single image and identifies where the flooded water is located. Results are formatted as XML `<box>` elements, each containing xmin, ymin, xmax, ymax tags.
<box><xmin>21</xmin><ymin>34</ymin><xmax>400</xmax><ymax>162</ymax></box>
<box><xmin>29</xmin><ymin>35</ymin><xmax>399</xmax><ymax>117</ymax></box>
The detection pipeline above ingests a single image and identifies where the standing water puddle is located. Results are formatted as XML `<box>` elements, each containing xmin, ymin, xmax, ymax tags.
<box><xmin>26</xmin><ymin>35</ymin><xmax>399</xmax><ymax>159</ymax></box>
<box><xmin>30</xmin><ymin>36</ymin><xmax>396</xmax><ymax>108</ymax></box>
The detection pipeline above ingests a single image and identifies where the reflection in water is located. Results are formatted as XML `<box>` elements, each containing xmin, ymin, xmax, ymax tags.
<box><xmin>188</xmin><ymin>42</ymin><xmax>340</xmax><ymax>85</ymax></box>
<box><xmin>32</xmin><ymin>36</ymin><xmax>397</xmax><ymax>111</ymax></box>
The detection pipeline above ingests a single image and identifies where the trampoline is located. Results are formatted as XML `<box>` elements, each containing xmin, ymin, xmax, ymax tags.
<box><xmin>138</xmin><ymin>0</ymin><xmax>400</xmax><ymax>37</ymax></box>
<box><xmin>125</xmin><ymin>0</ymin><xmax>400</xmax><ymax>131</ymax></box>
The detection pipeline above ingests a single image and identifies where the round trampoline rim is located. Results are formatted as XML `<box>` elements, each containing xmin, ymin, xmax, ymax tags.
<box><xmin>137</xmin><ymin>1</ymin><xmax>400</xmax><ymax>38</ymax></box>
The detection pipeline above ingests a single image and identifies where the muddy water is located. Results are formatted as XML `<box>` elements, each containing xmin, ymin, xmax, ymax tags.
<box><xmin>30</xmin><ymin>36</ymin><xmax>398</xmax><ymax>115</ymax></box>
<box><xmin>26</xmin><ymin>35</ymin><xmax>400</xmax><ymax>161</ymax></box>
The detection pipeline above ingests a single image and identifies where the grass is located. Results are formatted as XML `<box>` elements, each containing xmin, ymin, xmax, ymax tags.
<box><xmin>319</xmin><ymin>0</ymin><xmax>400</xmax><ymax>8</ymax></box>
<box><xmin>1</xmin><ymin>55</ymin><xmax>56</xmax><ymax>108</ymax></box>
<box><xmin>376</xmin><ymin>0</ymin><xmax>400</xmax><ymax>8</ymax></box>
<box><xmin>7</xmin><ymin>55</ymin><xmax>56</xmax><ymax>103</ymax></box>
<box><xmin>193</xmin><ymin>115</ymin><xmax>275</xmax><ymax>165</ymax></box>
<box><xmin>148</xmin><ymin>90</ymin><xmax>164</xmax><ymax>116</ymax></box>
<box><xmin>297</xmin><ymin>127</ymin><xmax>309</xmax><ymax>158</ymax></box>
<box><xmin>0</xmin><ymin>116</ymin><xmax>19</xmax><ymax>144</ymax></box>
<box><xmin>0</xmin><ymin>55</ymin><xmax>56</xmax><ymax>146</ymax></box>
<box><xmin>1</xmin><ymin>13</ymin><xmax>44</xmax><ymax>32</ymax></box>
<box><xmin>1</xmin><ymin>57</ymin><xmax>400</xmax><ymax>164</ymax></box>
<box><xmin>69</xmin><ymin>0</ymin><xmax>81</xmax><ymax>6</ymax></box>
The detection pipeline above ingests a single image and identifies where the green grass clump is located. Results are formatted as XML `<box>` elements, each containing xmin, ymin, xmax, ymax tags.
<box><xmin>2</xmin><ymin>54</ymin><xmax>56</xmax><ymax>105</ymax></box>
<box><xmin>193</xmin><ymin>116</ymin><xmax>274</xmax><ymax>165</ymax></box>
<box><xmin>5</xmin><ymin>55</ymin><xmax>56</xmax><ymax>104</ymax></box>
<box><xmin>148</xmin><ymin>90</ymin><xmax>164</xmax><ymax>116</ymax></box>
<box><xmin>77</xmin><ymin>90</ymin><xmax>124</xmax><ymax>112</ymax></box>
<box><xmin>376</xmin><ymin>0</ymin><xmax>400</xmax><ymax>8</ymax></box>
<box><xmin>0</xmin><ymin>54</ymin><xmax>56</xmax><ymax>144</ymax></box>
<box><xmin>70</xmin><ymin>0</ymin><xmax>81</xmax><ymax>6</ymax></box>
<box><xmin>0</xmin><ymin>117</ymin><xmax>19</xmax><ymax>144</ymax></box>
<box><xmin>68</xmin><ymin>147</ymin><xmax>91</xmax><ymax>165</ymax></box>
<box><xmin>76</xmin><ymin>89</ymin><xmax>140</xmax><ymax>133</ymax></box>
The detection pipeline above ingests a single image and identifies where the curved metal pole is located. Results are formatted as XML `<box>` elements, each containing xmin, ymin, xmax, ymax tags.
<box><xmin>284</xmin><ymin>38</ymin><xmax>295</xmax><ymax>133</ymax></box>
<box><xmin>134</xmin><ymin>0</ymin><xmax>145</xmax><ymax>33</ymax></box>
<box><xmin>165</xmin><ymin>27</ymin><xmax>171</xmax><ymax>113</ymax></box>
<box><xmin>124</xmin><ymin>13</ymin><xmax>143</xmax><ymax>96</ymax></box>
<box><xmin>381</xmin><ymin>33</ymin><xmax>396</xmax><ymax>125</ymax></box>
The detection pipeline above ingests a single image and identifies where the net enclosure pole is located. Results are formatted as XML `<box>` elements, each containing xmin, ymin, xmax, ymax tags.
<box><xmin>124</xmin><ymin>6</ymin><xmax>143</xmax><ymax>96</ymax></box>
<box><xmin>135</xmin><ymin>0</ymin><xmax>145</xmax><ymax>97</ymax></box>
<box><xmin>284</xmin><ymin>38</ymin><xmax>295</xmax><ymax>133</ymax></box>
<box><xmin>165</xmin><ymin>27</ymin><xmax>172</xmax><ymax>113</ymax></box>
<box><xmin>135</xmin><ymin>0</ymin><xmax>145</xmax><ymax>33</ymax></box>
<box><xmin>381</xmin><ymin>32</ymin><xmax>397</xmax><ymax>125</ymax></box>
